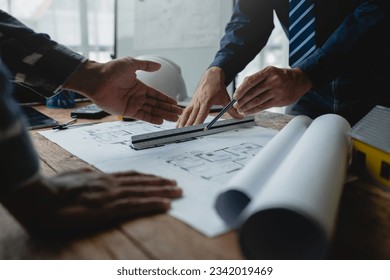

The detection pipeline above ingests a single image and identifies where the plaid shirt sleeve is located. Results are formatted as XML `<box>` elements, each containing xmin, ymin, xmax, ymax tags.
<box><xmin>0</xmin><ymin>63</ymin><xmax>40</xmax><ymax>196</ymax></box>
<box><xmin>0</xmin><ymin>10</ymin><xmax>86</xmax><ymax>195</ymax></box>
<box><xmin>0</xmin><ymin>9</ymin><xmax>86</xmax><ymax>96</ymax></box>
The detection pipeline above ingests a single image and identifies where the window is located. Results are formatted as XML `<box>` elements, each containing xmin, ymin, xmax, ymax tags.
<box><xmin>352</xmin><ymin>149</ymin><xmax>366</xmax><ymax>172</ymax></box>
<box><xmin>7</xmin><ymin>0</ymin><xmax>115</xmax><ymax>62</ymax></box>
<box><xmin>380</xmin><ymin>161</ymin><xmax>390</xmax><ymax>180</ymax></box>
<box><xmin>0</xmin><ymin>0</ymin><xmax>11</xmax><ymax>12</ymax></box>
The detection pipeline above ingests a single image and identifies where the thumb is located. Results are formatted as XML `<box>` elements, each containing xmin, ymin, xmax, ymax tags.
<box><xmin>133</xmin><ymin>59</ymin><xmax>161</xmax><ymax>72</ymax></box>
<box><xmin>228</xmin><ymin>107</ymin><xmax>244</xmax><ymax>119</ymax></box>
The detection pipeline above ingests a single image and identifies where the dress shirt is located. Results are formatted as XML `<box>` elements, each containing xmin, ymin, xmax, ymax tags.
<box><xmin>210</xmin><ymin>0</ymin><xmax>389</xmax><ymax>124</ymax></box>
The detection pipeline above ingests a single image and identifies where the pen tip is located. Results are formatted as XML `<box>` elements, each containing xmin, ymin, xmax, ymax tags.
<box><xmin>203</xmin><ymin>127</ymin><xmax>208</xmax><ymax>132</ymax></box>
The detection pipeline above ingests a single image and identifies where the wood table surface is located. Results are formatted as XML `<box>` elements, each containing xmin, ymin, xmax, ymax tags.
<box><xmin>1</xmin><ymin>102</ymin><xmax>390</xmax><ymax>260</ymax></box>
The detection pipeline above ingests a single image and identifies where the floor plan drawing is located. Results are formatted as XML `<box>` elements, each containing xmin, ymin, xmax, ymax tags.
<box><xmin>40</xmin><ymin>119</ymin><xmax>277</xmax><ymax>237</ymax></box>
<box><xmin>83</xmin><ymin>121</ymin><xmax>172</xmax><ymax>146</ymax></box>
<box><xmin>161</xmin><ymin>142</ymin><xmax>263</xmax><ymax>183</ymax></box>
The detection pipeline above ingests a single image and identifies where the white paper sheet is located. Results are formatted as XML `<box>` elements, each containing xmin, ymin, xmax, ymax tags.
<box><xmin>215</xmin><ymin>115</ymin><xmax>313</xmax><ymax>225</ymax></box>
<box><xmin>215</xmin><ymin>114</ymin><xmax>351</xmax><ymax>259</ymax></box>
<box><xmin>40</xmin><ymin>119</ymin><xmax>276</xmax><ymax>237</ymax></box>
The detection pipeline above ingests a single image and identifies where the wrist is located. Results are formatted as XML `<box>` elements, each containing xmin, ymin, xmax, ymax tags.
<box><xmin>206</xmin><ymin>66</ymin><xmax>224</xmax><ymax>77</ymax></box>
<box><xmin>292</xmin><ymin>67</ymin><xmax>313</xmax><ymax>92</ymax></box>
<box><xmin>62</xmin><ymin>60</ymin><xmax>103</xmax><ymax>100</ymax></box>
<box><xmin>204</xmin><ymin>66</ymin><xmax>225</xmax><ymax>84</ymax></box>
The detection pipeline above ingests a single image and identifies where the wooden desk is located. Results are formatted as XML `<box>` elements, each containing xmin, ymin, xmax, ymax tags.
<box><xmin>1</xmin><ymin>103</ymin><xmax>390</xmax><ymax>260</ymax></box>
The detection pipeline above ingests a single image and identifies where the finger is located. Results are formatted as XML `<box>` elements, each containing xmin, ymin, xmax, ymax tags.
<box><xmin>177</xmin><ymin>106</ymin><xmax>193</xmax><ymax>128</ymax></box>
<box><xmin>145</xmin><ymin>106</ymin><xmax>181</xmax><ymax>123</ymax></box>
<box><xmin>112</xmin><ymin>170</ymin><xmax>161</xmax><ymax>178</ymax></box>
<box><xmin>193</xmin><ymin>104</ymin><xmax>212</xmax><ymax>125</ymax></box>
<box><xmin>78</xmin><ymin>186</ymin><xmax>182</xmax><ymax>207</ymax></box>
<box><xmin>132</xmin><ymin>106</ymin><xmax>178</xmax><ymax>124</ymax></box>
<box><xmin>116</xmin><ymin>186</ymin><xmax>182</xmax><ymax>199</ymax></box>
<box><xmin>240</xmin><ymin>98</ymin><xmax>275</xmax><ymax>115</ymax></box>
<box><xmin>132</xmin><ymin>58</ymin><xmax>161</xmax><ymax>72</ymax></box>
<box><xmin>114</xmin><ymin>174</ymin><xmax>178</xmax><ymax>186</ymax></box>
<box><xmin>185</xmin><ymin>105</ymin><xmax>200</xmax><ymax>126</ymax></box>
<box><xmin>233</xmin><ymin>73</ymin><xmax>266</xmax><ymax>100</ymax></box>
<box><xmin>227</xmin><ymin>106</ymin><xmax>244</xmax><ymax>119</ymax></box>
<box><xmin>146</xmin><ymin>98</ymin><xmax>183</xmax><ymax>116</ymax></box>
<box><xmin>133</xmin><ymin>110</ymin><xmax>164</xmax><ymax>125</ymax></box>
<box><xmin>146</xmin><ymin>86</ymin><xmax>177</xmax><ymax>105</ymax></box>
<box><xmin>110</xmin><ymin>170</ymin><xmax>146</xmax><ymax>177</ymax></box>
<box><xmin>153</xmin><ymin>109</ymin><xmax>179</xmax><ymax>122</ymax></box>
<box><xmin>133</xmin><ymin>80</ymin><xmax>178</xmax><ymax>105</ymax></box>
<box><xmin>237</xmin><ymin>91</ymin><xmax>273</xmax><ymax>114</ymax></box>
<box><xmin>118</xmin><ymin>186</ymin><xmax>182</xmax><ymax>198</ymax></box>
<box><xmin>235</xmin><ymin>83</ymin><xmax>269</xmax><ymax>110</ymax></box>
<box><xmin>109</xmin><ymin>197</ymin><xmax>172</xmax><ymax>215</ymax></box>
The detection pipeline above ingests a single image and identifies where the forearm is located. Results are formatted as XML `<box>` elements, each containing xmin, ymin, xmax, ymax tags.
<box><xmin>209</xmin><ymin>0</ymin><xmax>274</xmax><ymax>85</ymax></box>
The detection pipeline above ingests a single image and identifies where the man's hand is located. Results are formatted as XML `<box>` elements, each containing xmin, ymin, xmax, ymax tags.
<box><xmin>64</xmin><ymin>57</ymin><xmax>183</xmax><ymax>125</ymax></box>
<box><xmin>177</xmin><ymin>67</ymin><xmax>242</xmax><ymax>127</ymax></box>
<box><xmin>233</xmin><ymin>66</ymin><xmax>313</xmax><ymax>115</ymax></box>
<box><xmin>1</xmin><ymin>168</ymin><xmax>182</xmax><ymax>237</ymax></box>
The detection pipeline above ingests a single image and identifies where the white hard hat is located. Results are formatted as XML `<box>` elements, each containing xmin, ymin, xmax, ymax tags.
<box><xmin>135</xmin><ymin>55</ymin><xmax>188</xmax><ymax>102</ymax></box>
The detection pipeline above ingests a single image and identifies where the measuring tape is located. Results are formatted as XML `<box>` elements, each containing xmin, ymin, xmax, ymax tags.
<box><xmin>131</xmin><ymin>116</ymin><xmax>255</xmax><ymax>150</ymax></box>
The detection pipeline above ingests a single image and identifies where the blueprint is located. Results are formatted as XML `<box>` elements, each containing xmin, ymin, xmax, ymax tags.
<box><xmin>161</xmin><ymin>142</ymin><xmax>262</xmax><ymax>184</ymax></box>
<box><xmin>40</xmin><ymin>119</ymin><xmax>276</xmax><ymax>237</ymax></box>
<box><xmin>214</xmin><ymin>115</ymin><xmax>351</xmax><ymax>259</ymax></box>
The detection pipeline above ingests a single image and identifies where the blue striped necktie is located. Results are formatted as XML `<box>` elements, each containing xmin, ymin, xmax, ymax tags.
<box><xmin>289</xmin><ymin>0</ymin><xmax>316</xmax><ymax>67</ymax></box>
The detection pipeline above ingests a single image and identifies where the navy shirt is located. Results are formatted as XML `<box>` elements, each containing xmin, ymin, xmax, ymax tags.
<box><xmin>210</xmin><ymin>0</ymin><xmax>389</xmax><ymax>124</ymax></box>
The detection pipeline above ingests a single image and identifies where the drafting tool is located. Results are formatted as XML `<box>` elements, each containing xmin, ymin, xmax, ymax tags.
<box><xmin>53</xmin><ymin>119</ymin><xmax>100</xmax><ymax>130</ymax></box>
<box><xmin>204</xmin><ymin>99</ymin><xmax>237</xmax><ymax>131</ymax></box>
<box><xmin>131</xmin><ymin>115</ymin><xmax>255</xmax><ymax>150</ymax></box>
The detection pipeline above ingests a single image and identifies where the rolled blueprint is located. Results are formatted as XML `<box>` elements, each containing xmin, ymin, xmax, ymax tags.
<box><xmin>215</xmin><ymin>115</ymin><xmax>313</xmax><ymax>225</ymax></box>
<box><xmin>238</xmin><ymin>114</ymin><xmax>351</xmax><ymax>259</ymax></box>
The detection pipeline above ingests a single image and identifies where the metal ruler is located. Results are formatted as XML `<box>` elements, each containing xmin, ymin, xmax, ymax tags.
<box><xmin>131</xmin><ymin>116</ymin><xmax>255</xmax><ymax>150</ymax></box>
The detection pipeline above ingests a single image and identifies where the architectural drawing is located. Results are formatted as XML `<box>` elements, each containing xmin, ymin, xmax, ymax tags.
<box><xmin>160</xmin><ymin>142</ymin><xmax>263</xmax><ymax>183</ymax></box>
<box><xmin>82</xmin><ymin>121</ymin><xmax>173</xmax><ymax>146</ymax></box>
<box><xmin>40</xmin><ymin>120</ymin><xmax>276</xmax><ymax>237</ymax></box>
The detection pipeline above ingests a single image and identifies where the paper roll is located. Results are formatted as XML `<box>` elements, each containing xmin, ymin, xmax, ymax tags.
<box><xmin>238</xmin><ymin>114</ymin><xmax>351</xmax><ymax>259</ymax></box>
<box><xmin>215</xmin><ymin>115</ymin><xmax>313</xmax><ymax>225</ymax></box>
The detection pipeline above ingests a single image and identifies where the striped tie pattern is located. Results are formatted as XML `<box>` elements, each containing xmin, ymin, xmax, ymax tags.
<box><xmin>289</xmin><ymin>0</ymin><xmax>316</xmax><ymax>67</ymax></box>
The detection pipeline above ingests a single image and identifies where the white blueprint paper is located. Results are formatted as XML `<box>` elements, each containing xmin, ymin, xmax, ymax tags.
<box><xmin>40</xmin><ymin>119</ymin><xmax>276</xmax><ymax>237</ymax></box>
<box><xmin>215</xmin><ymin>114</ymin><xmax>351</xmax><ymax>259</ymax></box>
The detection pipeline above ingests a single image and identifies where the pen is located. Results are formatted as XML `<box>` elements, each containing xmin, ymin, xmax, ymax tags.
<box><xmin>52</xmin><ymin>118</ymin><xmax>77</xmax><ymax>130</ymax></box>
<box><xmin>53</xmin><ymin>120</ymin><xmax>100</xmax><ymax>130</ymax></box>
<box><xmin>204</xmin><ymin>99</ymin><xmax>236</xmax><ymax>131</ymax></box>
